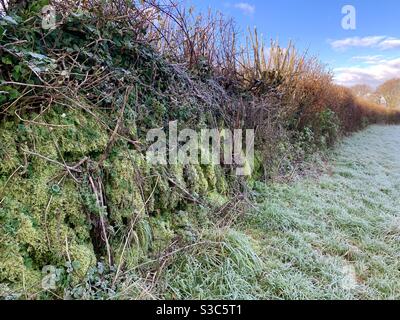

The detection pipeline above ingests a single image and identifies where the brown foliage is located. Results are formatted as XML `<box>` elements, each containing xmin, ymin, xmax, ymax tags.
<box><xmin>377</xmin><ymin>78</ymin><xmax>400</xmax><ymax>109</ymax></box>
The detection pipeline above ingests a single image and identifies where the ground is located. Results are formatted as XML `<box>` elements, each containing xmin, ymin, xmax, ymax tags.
<box><xmin>163</xmin><ymin>125</ymin><xmax>400</xmax><ymax>299</ymax></box>
<box><xmin>245</xmin><ymin>124</ymin><xmax>400</xmax><ymax>299</ymax></box>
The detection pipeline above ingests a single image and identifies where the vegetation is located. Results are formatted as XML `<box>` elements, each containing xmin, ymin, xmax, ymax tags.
<box><xmin>0</xmin><ymin>0</ymin><xmax>400</xmax><ymax>299</ymax></box>
<box><xmin>351</xmin><ymin>79</ymin><xmax>400</xmax><ymax>109</ymax></box>
<box><xmin>159</xmin><ymin>125</ymin><xmax>400</xmax><ymax>299</ymax></box>
<box><xmin>377</xmin><ymin>78</ymin><xmax>400</xmax><ymax>109</ymax></box>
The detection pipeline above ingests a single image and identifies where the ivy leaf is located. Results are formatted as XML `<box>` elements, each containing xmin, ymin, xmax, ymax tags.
<box><xmin>1</xmin><ymin>56</ymin><xmax>13</xmax><ymax>65</ymax></box>
<box><xmin>8</xmin><ymin>88</ymin><xmax>20</xmax><ymax>100</ymax></box>
<box><xmin>0</xmin><ymin>85</ymin><xmax>21</xmax><ymax>101</ymax></box>
<box><xmin>12</xmin><ymin>64</ymin><xmax>22</xmax><ymax>81</ymax></box>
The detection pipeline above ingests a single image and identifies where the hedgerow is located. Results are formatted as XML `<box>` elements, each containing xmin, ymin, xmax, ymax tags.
<box><xmin>0</xmin><ymin>0</ymin><xmax>399</xmax><ymax>299</ymax></box>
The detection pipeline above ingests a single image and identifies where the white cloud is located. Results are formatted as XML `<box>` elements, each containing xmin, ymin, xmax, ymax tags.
<box><xmin>329</xmin><ymin>36</ymin><xmax>400</xmax><ymax>51</ymax></box>
<box><xmin>334</xmin><ymin>57</ymin><xmax>400</xmax><ymax>87</ymax></box>
<box><xmin>351</xmin><ymin>55</ymin><xmax>385</xmax><ymax>64</ymax></box>
<box><xmin>233</xmin><ymin>2</ymin><xmax>256</xmax><ymax>16</ymax></box>
<box><xmin>378</xmin><ymin>38</ymin><xmax>400</xmax><ymax>50</ymax></box>
<box><xmin>329</xmin><ymin>36</ymin><xmax>386</xmax><ymax>50</ymax></box>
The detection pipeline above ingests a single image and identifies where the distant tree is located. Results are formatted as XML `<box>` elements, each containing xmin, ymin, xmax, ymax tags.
<box><xmin>377</xmin><ymin>78</ymin><xmax>400</xmax><ymax>109</ymax></box>
<box><xmin>350</xmin><ymin>84</ymin><xmax>373</xmax><ymax>97</ymax></box>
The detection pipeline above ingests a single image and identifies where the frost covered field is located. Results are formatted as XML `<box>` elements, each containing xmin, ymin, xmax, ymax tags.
<box><xmin>242</xmin><ymin>125</ymin><xmax>400</xmax><ymax>299</ymax></box>
<box><xmin>159</xmin><ymin>125</ymin><xmax>400</xmax><ymax>300</ymax></box>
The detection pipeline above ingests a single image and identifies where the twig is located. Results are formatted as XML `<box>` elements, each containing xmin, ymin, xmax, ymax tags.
<box><xmin>65</xmin><ymin>235</ymin><xmax>72</xmax><ymax>265</ymax></box>
<box><xmin>98</xmin><ymin>86</ymin><xmax>133</xmax><ymax>167</ymax></box>
<box><xmin>112</xmin><ymin>176</ymin><xmax>160</xmax><ymax>286</ymax></box>
<box><xmin>21</xmin><ymin>148</ymin><xmax>82</xmax><ymax>173</ymax></box>
<box><xmin>166</xmin><ymin>176</ymin><xmax>206</xmax><ymax>206</ymax></box>
<box><xmin>52</xmin><ymin>137</ymin><xmax>80</xmax><ymax>184</ymax></box>
<box><xmin>0</xmin><ymin>165</ymin><xmax>23</xmax><ymax>205</ymax></box>
<box><xmin>15</xmin><ymin>110</ymin><xmax>73</xmax><ymax>128</ymax></box>
<box><xmin>88</xmin><ymin>175</ymin><xmax>113</xmax><ymax>266</ymax></box>
<box><xmin>0</xmin><ymin>81</ymin><xmax>60</xmax><ymax>89</ymax></box>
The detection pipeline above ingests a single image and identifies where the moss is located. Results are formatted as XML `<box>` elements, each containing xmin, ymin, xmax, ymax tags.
<box><xmin>185</xmin><ymin>164</ymin><xmax>209</xmax><ymax>196</ymax></box>
<box><xmin>207</xmin><ymin>191</ymin><xmax>229</xmax><ymax>207</ymax></box>
<box><xmin>59</xmin><ymin>181</ymin><xmax>92</xmax><ymax>242</ymax></box>
<box><xmin>0</xmin><ymin>233</ymin><xmax>42</xmax><ymax>293</ymax></box>
<box><xmin>0</xmin><ymin>104</ymin><xmax>234</xmax><ymax>296</ymax></box>
<box><xmin>170</xmin><ymin>164</ymin><xmax>186</xmax><ymax>187</ymax></box>
<box><xmin>0</xmin><ymin>236</ymin><xmax>26</xmax><ymax>283</ymax></box>
<box><xmin>152</xmin><ymin>170</ymin><xmax>169</xmax><ymax>212</ymax></box>
<box><xmin>172</xmin><ymin>210</ymin><xmax>198</xmax><ymax>243</ymax></box>
<box><xmin>40</xmin><ymin>107</ymin><xmax>109</xmax><ymax>157</ymax></box>
<box><xmin>151</xmin><ymin>165</ymin><xmax>184</xmax><ymax>213</ymax></box>
<box><xmin>16</xmin><ymin>214</ymin><xmax>46</xmax><ymax>256</ymax></box>
<box><xmin>203</xmin><ymin>165</ymin><xmax>217</xmax><ymax>190</ymax></box>
<box><xmin>105</xmin><ymin>151</ymin><xmax>146</xmax><ymax>224</ymax></box>
<box><xmin>0</xmin><ymin>113</ymin><xmax>102</xmax><ymax>294</ymax></box>
<box><xmin>0</xmin><ymin>125</ymin><xmax>21</xmax><ymax>176</ymax></box>
<box><xmin>69</xmin><ymin>243</ymin><xmax>96</xmax><ymax>281</ymax></box>
<box><xmin>149</xmin><ymin>215</ymin><xmax>175</xmax><ymax>253</ymax></box>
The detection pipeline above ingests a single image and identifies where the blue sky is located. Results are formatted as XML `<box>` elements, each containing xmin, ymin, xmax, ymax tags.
<box><xmin>188</xmin><ymin>0</ymin><xmax>400</xmax><ymax>88</ymax></box>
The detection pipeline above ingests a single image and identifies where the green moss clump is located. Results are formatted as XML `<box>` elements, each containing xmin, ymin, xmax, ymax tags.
<box><xmin>202</xmin><ymin>165</ymin><xmax>217</xmax><ymax>190</ymax></box>
<box><xmin>27</xmin><ymin>107</ymin><xmax>110</xmax><ymax>159</ymax></box>
<box><xmin>207</xmin><ymin>191</ymin><xmax>229</xmax><ymax>208</ymax></box>
<box><xmin>0</xmin><ymin>126</ymin><xmax>21</xmax><ymax>175</ymax></box>
<box><xmin>0</xmin><ymin>235</ymin><xmax>26</xmax><ymax>283</ymax></box>
<box><xmin>149</xmin><ymin>215</ymin><xmax>175</xmax><ymax>253</ymax></box>
<box><xmin>0</xmin><ymin>109</ymin><xmax>105</xmax><ymax>294</ymax></box>
<box><xmin>105</xmin><ymin>150</ymin><xmax>147</xmax><ymax>225</ymax></box>
<box><xmin>69</xmin><ymin>244</ymin><xmax>96</xmax><ymax>281</ymax></box>
<box><xmin>185</xmin><ymin>164</ymin><xmax>209</xmax><ymax>196</ymax></box>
